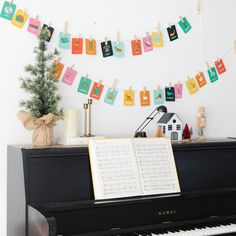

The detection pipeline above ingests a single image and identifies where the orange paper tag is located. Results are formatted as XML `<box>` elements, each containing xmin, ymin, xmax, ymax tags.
<box><xmin>196</xmin><ymin>72</ymin><xmax>207</xmax><ymax>88</ymax></box>
<box><xmin>140</xmin><ymin>90</ymin><xmax>150</xmax><ymax>106</ymax></box>
<box><xmin>90</xmin><ymin>82</ymin><xmax>104</xmax><ymax>100</ymax></box>
<box><xmin>72</xmin><ymin>38</ymin><xmax>83</xmax><ymax>54</ymax></box>
<box><xmin>124</xmin><ymin>90</ymin><xmax>134</xmax><ymax>106</ymax></box>
<box><xmin>86</xmin><ymin>39</ymin><xmax>96</xmax><ymax>55</ymax></box>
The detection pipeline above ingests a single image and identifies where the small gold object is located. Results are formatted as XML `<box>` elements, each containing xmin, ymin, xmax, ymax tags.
<box><xmin>81</xmin><ymin>103</ymin><xmax>88</xmax><ymax>137</ymax></box>
<box><xmin>87</xmin><ymin>99</ymin><xmax>94</xmax><ymax>137</ymax></box>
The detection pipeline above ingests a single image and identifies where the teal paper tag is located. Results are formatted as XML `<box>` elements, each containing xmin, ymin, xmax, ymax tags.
<box><xmin>178</xmin><ymin>17</ymin><xmax>192</xmax><ymax>33</ymax></box>
<box><xmin>0</xmin><ymin>1</ymin><xmax>16</xmax><ymax>20</ymax></box>
<box><xmin>208</xmin><ymin>67</ymin><xmax>218</xmax><ymax>83</ymax></box>
<box><xmin>104</xmin><ymin>88</ymin><xmax>118</xmax><ymax>105</ymax></box>
<box><xmin>77</xmin><ymin>77</ymin><xmax>92</xmax><ymax>95</ymax></box>
<box><xmin>112</xmin><ymin>41</ymin><xmax>125</xmax><ymax>57</ymax></box>
<box><xmin>59</xmin><ymin>32</ymin><xmax>71</xmax><ymax>49</ymax></box>
<box><xmin>165</xmin><ymin>87</ymin><xmax>175</xmax><ymax>101</ymax></box>
<box><xmin>154</xmin><ymin>89</ymin><xmax>165</xmax><ymax>105</ymax></box>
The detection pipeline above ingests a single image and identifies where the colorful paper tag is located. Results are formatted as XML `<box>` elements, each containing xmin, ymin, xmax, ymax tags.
<box><xmin>152</xmin><ymin>32</ymin><xmax>164</xmax><ymax>47</ymax></box>
<box><xmin>186</xmin><ymin>78</ymin><xmax>199</xmax><ymax>95</ymax></box>
<box><xmin>131</xmin><ymin>40</ymin><xmax>142</xmax><ymax>56</ymax></box>
<box><xmin>50</xmin><ymin>60</ymin><xmax>64</xmax><ymax>80</ymax></box>
<box><xmin>154</xmin><ymin>89</ymin><xmax>165</xmax><ymax>105</ymax></box>
<box><xmin>41</xmin><ymin>24</ymin><xmax>54</xmax><ymax>42</ymax></box>
<box><xmin>165</xmin><ymin>87</ymin><xmax>175</xmax><ymax>101</ymax></box>
<box><xmin>0</xmin><ymin>1</ymin><xmax>16</xmax><ymax>21</ymax></box>
<box><xmin>174</xmin><ymin>83</ymin><xmax>183</xmax><ymax>98</ymax></box>
<box><xmin>101</xmin><ymin>40</ymin><xmax>113</xmax><ymax>57</ymax></box>
<box><xmin>112</xmin><ymin>41</ymin><xmax>125</xmax><ymax>57</ymax></box>
<box><xmin>142</xmin><ymin>36</ymin><xmax>153</xmax><ymax>52</ymax></box>
<box><xmin>178</xmin><ymin>17</ymin><xmax>192</xmax><ymax>33</ymax></box>
<box><xmin>11</xmin><ymin>9</ymin><xmax>29</xmax><ymax>29</ymax></box>
<box><xmin>215</xmin><ymin>59</ymin><xmax>226</xmax><ymax>74</ymax></box>
<box><xmin>72</xmin><ymin>38</ymin><xmax>83</xmax><ymax>54</ymax></box>
<box><xmin>167</xmin><ymin>25</ymin><xmax>178</xmax><ymax>41</ymax></box>
<box><xmin>208</xmin><ymin>67</ymin><xmax>219</xmax><ymax>83</ymax></box>
<box><xmin>196</xmin><ymin>72</ymin><xmax>207</xmax><ymax>88</ymax></box>
<box><xmin>90</xmin><ymin>82</ymin><xmax>104</xmax><ymax>100</ymax></box>
<box><xmin>104</xmin><ymin>88</ymin><xmax>118</xmax><ymax>105</ymax></box>
<box><xmin>61</xmin><ymin>67</ymin><xmax>77</xmax><ymax>85</ymax></box>
<box><xmin>140</xmin><ymin>90</ymin><xmax>151</xmax><ymax>106</ymax></box>
<box><xmin>59</xmin><ymin>32</ymin><xmax>70</xmax><ymax>49</ymax></box>
<box><xmin>86</xmin><ymin>39</ymin><xmax>96</xmax><ymax>55</ymax></box>
<box><xmin>27</xmin><ymin>18</ymin><xmax>41</xmax><ymax>35</ymax></box>
<box><xmin>77</xmin><ymin>76</ymin><xmax>92</xmax><ymax>95</ymax></box>
<box><xmin>124</xmin><ymin>90</ymin><xmax>134</xmax><ymax>106</ymax></box>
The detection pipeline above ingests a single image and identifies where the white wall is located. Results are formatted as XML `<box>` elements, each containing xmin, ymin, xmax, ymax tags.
<box><xmin>1</xmin><ymin>0</ymin><xmax>236</xmax><ymax>235</ymax></box>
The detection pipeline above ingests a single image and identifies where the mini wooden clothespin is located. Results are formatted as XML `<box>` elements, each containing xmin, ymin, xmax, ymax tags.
<box><xmin>116</xmin><ymin>31</ymin><xmax>120</xmax><ymax>43</ymax></box>
<box><xmin>168</xmin><ymin>23</ymin><xmax>172</xmax><ymax>28</ymax></box>
<box><xmin>134</xmin><ymin>35</ymin><xmax>138</xmax><ymax>41</ymax></box>
<box><xmin>48</xmin><ymin>22</ymin><xmax>52</xmax><ymax>27</ymax></box>
<box><xmin>9</xmin><ymin>0</ymin><xmax>14</xmax><ymax>6</ymax></box>
<box><xmin>143</xmin><ymin>86</ymin><xmax>147</xmax><ymax>93</ymax></box>
<box><xmin>105</xmin><ymin>36</ymin><xmax>108</xmax><ymax>45</ymax></box>
<box><xmin>35</xmin><ymin>15</ymin><xmax>39</xmax><ymax>21</ymax></box>
<box><xmin>89</xmin><ymin>35</ymin><xmax>93</xmax><ymax>41</ymax></box>
<box><xmin>234</xmin><ymin>40</ymin><xmax>236</xmax><ymax>54</ymax></box>
<box><xmin>156</xmin><ymin>23</ymin><xmax>161</xmax><ymax>33</ymax></box>
<box><xmin>157</xmin><ymin>85</ymin><xmax>161</xmax><ymax>92</ymax></box>
<box><xmin>178</xmin><ymin>81</ymin><xmax>182</xmax><ymax>85</ymax></box>
<box><xmin>55</xmin><ymin>57</ymin><xmax>61</xmax><ymax>65</ymax></box>
<box><xmin>146</xmin><ymin>32</ymin><xmax>150</xmax><ymax>37</ymax></box>
<box><xmin>179</xmin><ymin>16</ymin><xmax>185</xmax><ymax>23</ymax></box>
<box><xmin>64</xmin><ymin>21</ymin><xmax>68</xmax><ymax>34</ymax></box>
<box><xmin>129</xmin><ymin>86</ymin><xmax>132</xmax><ymax>92</ymax></box>
<box><xmin>98</xmin><ymin>80</ymin><xmax>103</xmax><ymax>87</ymax></box>
<box><xmin>196</xmin><ymin>0</ymin><xmax>201</xmax><ymax>15</ymax></box>
<box><xmin>169</xmin><ymin>82</ymin><xmax>172</xmax><ymax>89</ymax></box>
<box><xmin>71</xmin><ymin>64</ymin><xmax>75</xmax><ymax>70</ymax></box>
<box><xmin>205</xmin><ymin>61</ymin><xmax>212</xmax><ymax>71</ymax></box>
<box><xmin>187</xmin><ymin>76</ymin><xmax>191</xmax><ymax>81</ymax></box>
<box><xmin>111</xmin><ymin>79</ymin><xmax>118</xmax><ymax>92</ymax></box>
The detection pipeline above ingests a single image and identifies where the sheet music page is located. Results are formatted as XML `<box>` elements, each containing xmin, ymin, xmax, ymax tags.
<box><xmin>133</xmin><ymin>138</ymin><xmax>180</xmax><ymax>195</ymax></box>
<box><xmin>89</xmin><ymin>139</ymin><xmax>141</xmax><ymax>200</ymax></box>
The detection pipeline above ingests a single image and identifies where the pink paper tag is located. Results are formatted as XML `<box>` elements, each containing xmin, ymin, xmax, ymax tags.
<box><xmin>174</xmin><ymin>83</ymin><xmax>183</xmax><ymax>98</ymax></box>
<box><xmin>62</xmin><ymin>67</ymin><xmax>77</xmax><ymax>85</ymax></box>
<box><xmin>142</xmin><ymin>35</ymin><xmax>153</xmax><ymax>52</ymax></box>
<box><xmin>27</xmin><ymin>18</ymin><xmax>41</xmax><ymax>35</ymax></box>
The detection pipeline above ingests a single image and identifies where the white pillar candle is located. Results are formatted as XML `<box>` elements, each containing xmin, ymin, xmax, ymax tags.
<box><xmin>63</xmin><ymin>109</ymin><xmax>79</xmax><ymax>138</ymax></box>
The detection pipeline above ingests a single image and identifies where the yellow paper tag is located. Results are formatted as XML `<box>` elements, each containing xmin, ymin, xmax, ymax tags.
<box><xmin>124</xmin><ymin>90</ymin><xmax>134</xmax><ymax>106</ymax></box>
<box><xmin>12</xmin><ymin>9</ymin><xmax>29</xmax><ymax>29</ymax></box>
<box><xmin>152</xmin><ymin>32</ymin><xmax>164</xmax><ymax>47</ymax></box>
<box><xmin>185</xmin><ymin>78</ymin><xmax>199</xmax><ymax>95</ymax></box>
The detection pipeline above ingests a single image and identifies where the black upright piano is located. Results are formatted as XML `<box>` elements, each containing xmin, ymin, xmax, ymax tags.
<box><xmin>7</xmin><ymin>140</ymin><xmax>236</xmax><ymax>236</ymax></box>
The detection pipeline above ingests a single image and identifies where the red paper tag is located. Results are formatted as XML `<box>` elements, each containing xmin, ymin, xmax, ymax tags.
<box><xmin>90</xmin><ymin>82</ymin><xmax>104</xmax><ymax>100</ymax></box>
<box><xmin>214</xmin><ymin>59</ymin><xmax>226</xmax><ymax>74</ymax></box>
<box><xmin>72</xmin><ymin>38</ymin><xmax>83</xmax><ymax>54</ymax></box>
<box><xmin>131</xmin><ymin>39</ymin><xmax>142</xmax><ymax>56</ymax></box>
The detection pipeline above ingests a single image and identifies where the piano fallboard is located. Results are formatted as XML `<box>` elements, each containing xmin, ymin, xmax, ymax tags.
<box><xmin>7</xmin><ymin>139</ymin><xmax>236</xmax><ymax>236</ymax></box>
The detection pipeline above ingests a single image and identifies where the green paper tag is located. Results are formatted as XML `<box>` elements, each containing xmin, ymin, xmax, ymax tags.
<box><xmin>0</xmin><ymin>1</ymin><xmax>16</xmax><ymax>20</ymax></box>
<box><xmin>208</xmin><ymin>67</ymin><xmax>218</xmax><ymax>83</ymax></box>
<box><xmin>104</xmin><ymin>88</ymin><xmax>118</xmax><ymax>105</ymax></box>
<box><xmin>165</xmin><ymin>87</ymin><xmax>175</xmax><ymax>101</ymax></box>
<box><xmin>178</xmin><ymin>17</ymin><xmax>192</xmax><ymax>34</ymax></box>
<box><xmin>154</xmin><ymin>89</ymin><xmax>164</xmax><ymax>105</ymax></box>
<box><xmin>59</xmin><ymin>32</ymin><xmax>71</xmax><ymax>49</ymax></box>
<box><xmin>77</xmin><ymin>76</ymin><xmax>92</xmax><ymax>95</ymax></box>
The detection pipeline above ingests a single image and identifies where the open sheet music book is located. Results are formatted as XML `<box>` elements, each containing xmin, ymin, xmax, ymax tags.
<box><xmin>89</xmin><ymin>138</ymin><xmax>180</xmax><ymax>200</ymax></box>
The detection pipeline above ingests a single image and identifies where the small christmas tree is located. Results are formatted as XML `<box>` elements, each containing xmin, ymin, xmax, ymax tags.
<box><xmin>182</xmin><ymin>124</ymin><xmax>191</xmax><ymax>140</ymax></box>
<box><xmin>19</xmin><ymin>33</ymin><xmax>63</xmax><ymax>119</ymax></box>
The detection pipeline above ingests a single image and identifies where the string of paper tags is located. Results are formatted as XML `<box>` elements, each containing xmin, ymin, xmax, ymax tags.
<box><xmin>51</xmin><ymin>56</ymin><xmax>228</xmax><ymax>107</ymax></box>
<box><xmin>0</xmin><ymin>0</ymin><xmax>200</xmax><ymax>58</ymax></box>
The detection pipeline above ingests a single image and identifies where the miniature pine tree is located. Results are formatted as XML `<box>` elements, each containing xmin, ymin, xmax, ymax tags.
<box><xmin>19</xmin><ymin>33</ymin><xmax>63</xmax><ymax>119</ymax></box>
<box><xmin>183</xmin><ymin>124</ymin><xmax>191</xmax><ymax>139</ymax></box>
